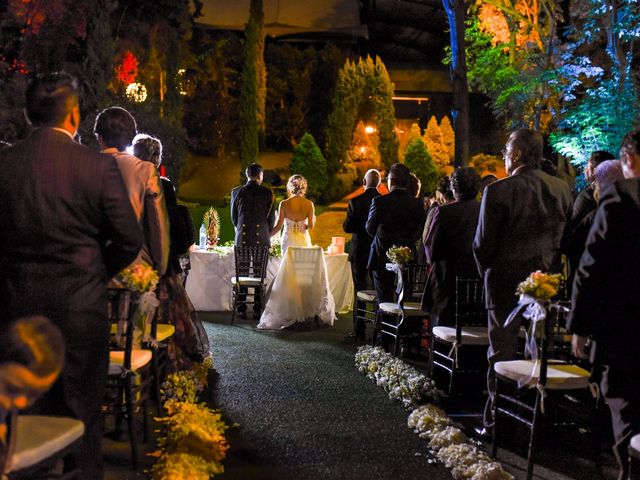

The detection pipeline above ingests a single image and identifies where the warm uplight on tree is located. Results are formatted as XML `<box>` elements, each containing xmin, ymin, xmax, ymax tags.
<box><xmin>126</xmin><ymin>82</ymin><xmax>147</xmax><ymax>103</ymax></box>
<box><xmin>115</xmin><ymin>51</ymin><xmax>139</xmax><ymax>85</ymax></box>
<box><xmin>365</xmin><ymin>126</ymin><xmax>376</xmax><ymax>134</ymax></box>
<box><xmin>359</xmin><ymin>146</ymin><xmax>367</xmax><ymax>154</ymax></box>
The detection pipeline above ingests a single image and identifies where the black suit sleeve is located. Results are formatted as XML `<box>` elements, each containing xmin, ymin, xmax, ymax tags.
<box><xmin>266</xmin><ymin>190</ymin><xmax>276</xmax><ymax>229</ymax></box>
<box><xmin>365</xmin><ymin>197</ymin><xmax>380</xmax><ymax>238</ymax></box>
<box><xmin>231</xmin><ymin>189</ymin><xmax>239</xmax><ymax>228</ymax></box>
<box><xmin>101</xmin><ymin>157</ymin><xmax>143</xmax><ymax>278</ymax></box>
<box><xmin>343</xmin><ymin>199</ymin><xmax>357</xmax><ymax>233</ymax></box>
<box><xmin>473</xmin><ymin>185</ymin><xmax>502</xmax><ymax>276</ymax></box>
<box><xmin>568</xmin><ymin>186</ymin><xmax>621</xmax><ymax>336</ymax></box>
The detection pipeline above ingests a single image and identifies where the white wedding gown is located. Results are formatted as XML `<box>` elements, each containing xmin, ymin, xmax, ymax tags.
<box><xmin>257</xmin><ymin>218</ymin><xmax>335</xmax><ymax>330</ymax></box>
<box><xmin>280</xmin><ymin>218</ymin><xmax>312</xmax><ymax>253</ymax></box>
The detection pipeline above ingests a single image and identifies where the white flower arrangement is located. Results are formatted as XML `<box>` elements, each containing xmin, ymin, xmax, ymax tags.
<box><xmin>355</xmin><ymin>346</ymin><xmax>439</xmax><ymax>409</ymax></box>
<box><xmin>355</xmin><ymin>345</ymin><xmax>513</xmax><ymax>480</ymax></box>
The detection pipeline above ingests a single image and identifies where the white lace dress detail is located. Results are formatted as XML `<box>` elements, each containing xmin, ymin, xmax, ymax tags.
<box><xmin>258</xmin><ymin>245</ymin><xmax>335</xmax><ymax>330</ymax></box>
<box><xmin>280</xmin><ymin>218</ymin><xmax>311</xmax><ymax>254</ymax></box>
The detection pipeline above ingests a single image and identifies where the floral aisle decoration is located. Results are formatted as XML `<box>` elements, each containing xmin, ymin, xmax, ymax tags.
<box><xmin>386</xmin><ymin>245</ymin><xmax>413</xmax><ymax>265</ymax></box>
<box><xmin>408</xmin><ymin>407</ymin><xmax>513</xmax><ymax>480</ymax></box>
<box><xmin>153</xmin><ymin>356</ymin><xmax>230</xmax><ymax>479</ymax></box>
<box><xmin>515</xmin><ymin>270</ymin><xmax>563</xmax><ymax>301</ymax></box>
<box><xmin>161</xmin><ymin>356</ymin><xmax>213</xmax><ymax>403</ymax></box>
<box><xmin>354</xmin><ymin>346</ymin><xmax>439</xmax><ymax>409</ymax></box>
<box><xmin>203</xmin><ymin>207</ymin><xmax>221</xmax><ymax>247</ymax></box>
<box><xmin>152</xmin><ymin>400</ymin><xmax>229</xmax><ymax>480</ymax></box>
<box><xmin>118</xmin><ymin>263</ymin><xmax>160</xmax><ymax>346</ymax></box>
<box><xmin>355</xmin><ymin>346</ymin><xmax>513</xmax><ymax>479</ymax></box>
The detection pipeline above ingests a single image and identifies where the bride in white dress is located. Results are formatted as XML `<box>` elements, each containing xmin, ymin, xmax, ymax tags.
<box><xmin>257</xmin><ymin>175</ymin><xmax>335</xmax><ymax>330</ymax></box>
<box><xmin>271</xmin><ymin>174</ymin><xmax>314</xmax><ymax>253</ymax></box>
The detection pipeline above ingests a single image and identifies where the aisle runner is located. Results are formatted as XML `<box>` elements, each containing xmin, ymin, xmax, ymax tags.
<box><xmin>355</xmin><ymin>346</ymin><xmax>513</xmax><ymax>480</ymax></box>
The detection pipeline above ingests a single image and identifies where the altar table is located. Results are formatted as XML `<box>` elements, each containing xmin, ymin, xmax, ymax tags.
<box><xmin>185</xmin><ymin>247</ymin><xmax>354</xmax><ymax>314</ymax></box>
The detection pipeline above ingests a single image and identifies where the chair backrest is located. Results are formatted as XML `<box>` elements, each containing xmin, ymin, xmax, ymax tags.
<box><xmin>405</xmin><ymin>263</ymin><xmax>429</xmax><ymax>302</ymax></box>
<box><xmin>287</xmin><ymin>246</ymin><xmax>324</xmax><ymax>286</ymax></box>
<box><xmin>234</xmin><ymin>246</ymin><xmax>269</xmax><ymax>282</ymax></box>
<box><xmin>454</xmin><ymin>277</ymin><xmax>486</xmax><ymax>330</ymax></box>
<box><xmin>107</xmin><ymin>288</ymin><xmax>135</xmax><ymax>371</ymax></box>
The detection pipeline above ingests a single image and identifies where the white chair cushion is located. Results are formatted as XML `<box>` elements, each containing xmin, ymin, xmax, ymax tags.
<box><xmin>494</xmin><ymin>360</ymin><xmax>590</xmax><ymax>390</ymax></box>
<box><xmin>108</xmin><ymin>349</ymin><xmax>152</xmax><ymax>375</ymax></box>
<box><xmin>630</xmin><ymin>434</ymin><xmax>640</xmax><ymax>454</ymax></box>
<box><xmin>432</xmin><ymin>326</ymin><xmax>489</xmax><ymax>345</ymax></box>
<box><xmin>7</xmin><ymin>415</ymin><xmax>85</xmax><ymax>472</ymax></box>
<box><xmin>231</xmin><ymin>276</ymin><xmax>265</xmax><ymax>286</ymax></box>
<box><xmin>356</xmin><ymin>290</ymin><xmax>377</xmax><ymax>302</ymax></box>
<box><xmin>379</xmin><ymin>302</ymin><xmax>427</xmax><ymax>316</ymax></box>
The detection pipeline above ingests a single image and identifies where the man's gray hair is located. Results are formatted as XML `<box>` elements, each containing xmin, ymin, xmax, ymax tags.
<box><xmin>364</xmin><ymin>169</ymin><xmax>381</xmax><ymax>187</ymax></box>
<box><xmin>510</xmin><ymin>129</ymin><xmax>543</xmax><ymax>168</ymax></box>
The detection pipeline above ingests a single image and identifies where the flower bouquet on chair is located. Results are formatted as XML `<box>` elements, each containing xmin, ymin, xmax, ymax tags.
<box><xmin>386</xmin><ymin>245</ymin><xmax>413</xmax><ymax>266</ymax></box>
<box><xmin>118</xmin><ymin>263</ymin><xmax>160</xmax><ymax>347</ymax></box>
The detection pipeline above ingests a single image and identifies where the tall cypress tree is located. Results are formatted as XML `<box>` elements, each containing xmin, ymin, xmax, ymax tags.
<box><xmin>239</xmin><ymin>0</ymin><xmax>266</xmax><ymax>178</ymax></box>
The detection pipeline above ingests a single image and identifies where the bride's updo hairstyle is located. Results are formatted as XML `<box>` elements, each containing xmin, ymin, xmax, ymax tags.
<box><xmin>287</xmin><ymin>174</ymin><xmax>307</xmax><ymax>197</ymax></box>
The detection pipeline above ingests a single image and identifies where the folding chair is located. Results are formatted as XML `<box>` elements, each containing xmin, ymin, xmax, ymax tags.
<box><xmin>104</xmin><ymin>289</ymin><xmax>153</xmax><ymax>470</ymax></box>
<box><xmin>374</xmin><ymin>263</ymin><xmax>429</xmax><ymax>357</ymax></box>
<box><xmin>429</xmin><ymin>277</ymin><xmax>488</xmax><ymax>396</ymax></box>
<box><xmin>231</xmin><ymin>246</ymin><xmax>269</xmax><ymax>323</ymax></box>
<box><xmin>491</xmin><ymin>301</ymin><xmax>599</xmax><ymax>480</ymax></box>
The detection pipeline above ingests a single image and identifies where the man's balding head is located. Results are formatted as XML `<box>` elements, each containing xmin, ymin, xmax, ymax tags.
<box><xmin>364</xmin><ymin>169</ymin><xmax>381</xmax><ymax>188</ymax></box>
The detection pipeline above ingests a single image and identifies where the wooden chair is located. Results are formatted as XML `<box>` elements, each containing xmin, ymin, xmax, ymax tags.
<box><xmin>231</xmin><ymin>246</ymin><xmax>270</xmax><ymax>324</ymax></box>
<box><xmin>2</xmin><ymin>411</ymin><xmax>84</xmax><ymax>480</ymax></box>
<box><xmin>104</xmin><ymin>288</ymin><xmax>154</xmax><ymax>470</ymax></box>
<box><xmin>429</xmin><ymin>276</ymin><xmax>488</xmax><ymax>396</ymax></box>
<box><xmin>374</xmin><ymin>263</ymin><xmax>429</xmax><ymax>357</ymax></box>
<box><xmin>491</xmin><ymin>301</ymin><xmax>599</xmax><ymax>480</ymax></box>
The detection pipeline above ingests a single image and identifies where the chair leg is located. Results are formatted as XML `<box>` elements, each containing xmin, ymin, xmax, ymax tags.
<box><xmin>491</xmin><ymin>378</ymin><xmax>500</xmax><ymax>458</ymax></box>
<box><xmin>230</xmin><ymin>288</ymin><xmax>236</xmax><ymax>325</ymax></box>
<box><xmin>372</xmin><ymin>311</ymin><xmax>381</xmax><ymax>347</ymax></box>
<box><xmin>123</xmin><ymin>376</ymin><xmax>138</xmax><ymax>470</ymax></box>
<box><xmin>526</xmin><ymin>390</ymin><xmax>542</xmax><ymax>480</ymax></box>
<box><xmin>151</xmin><ymin>349</ymin><xmax>162</xmax><ymax>415</ymax></box>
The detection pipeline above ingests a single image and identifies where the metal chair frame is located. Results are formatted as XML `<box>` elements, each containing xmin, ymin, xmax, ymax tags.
<box><xmin>230</xmin><ymin>246</ymin><xmax>270</xmax><ymax>324</ymax></box>
<box><xmin>104</xmin><ymin>289</ymin><xmax>153</xmax><ymax>470</ymax></box>
<box><xmin>374</xmin><ymin>263</ymin><xmax>429</xmax><ymax>356</ymax></box>
<box><xmin>429</xmin><ymin>276</ymin><xmax>487</xmax><ymax>396</ymax></box>
<box><xmin>491</xmin><ymin>302</ymin><xmax>602</xmax><ymax>480</ymax></box>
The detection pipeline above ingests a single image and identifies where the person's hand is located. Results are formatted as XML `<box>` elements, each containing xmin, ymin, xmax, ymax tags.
<box><xmin>571</xmin><ymin>334</ymin><xmax>589</xmax><ymax>359</ymax></box>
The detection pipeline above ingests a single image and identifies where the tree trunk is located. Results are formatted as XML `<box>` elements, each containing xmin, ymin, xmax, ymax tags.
<box><xmin>443</xmin><ymin>0</ymin><xmax>469</xmax><ymax>167</ymax></box>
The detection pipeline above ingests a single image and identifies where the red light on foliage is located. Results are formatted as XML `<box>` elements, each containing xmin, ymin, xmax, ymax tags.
<box><xmin>115</xmin><ymin>51</ymin><xmax>139</xmax><ymax>85</ymax></box>
<box><xmin>160</xmin><ymin>165</ymin><xmax>167</xmax><ymax>177</ymax></box>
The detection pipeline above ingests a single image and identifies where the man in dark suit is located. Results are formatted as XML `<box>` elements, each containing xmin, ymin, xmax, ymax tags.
<box><xmin>366</xmin><ymin>163</ymin><xmax>426</xmax><ymax>303</ymax></box>
<box><xmin>569</xmin><ymin>130</ymin><xmax>640</xmax><ymax>480</ymax></box>
<box><xmin>0</xmin><ymin>72</ymin><xmax>141</xmax><ymax>479</ymax></box>
<box><xmin>343</xmin><ymin>169</ymin><xmax>381</xmax><ymax>338</ymax></box>
<box><xmin>473</xmin><ymin>129</ymin><xmax>573</xmax><ymax>429</ymax></box>
<box><xmin>231</xmin><ymin>163</ymin><xmax>275</xmax><ymax>316</ymax></box>
<box><xmin>422</xmin><ymin>167</ymin><xmax>481</xmax><ymax>326</ymax></box>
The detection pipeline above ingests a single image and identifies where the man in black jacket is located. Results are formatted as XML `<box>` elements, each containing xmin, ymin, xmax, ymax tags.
<box><xmin>366</xmin><ymin>163</ymin><xmax>426</xmax><ymax>303</ymax></box>
<box><xmin>569</xmin><ymin>130</ymin><xmax>640</xmax><ymax>480</ymax></box>
<box><xmin>343</xmin><ymin>169</ymin><xmax>381</xmax><ymax>338</ymax></box>
<box><xmin>231</xmin><ymin>163</ymin><xmax>275</xmax><ymax>316</ymax></box>
<box><xmin>473</xmin><ymin>129</ymin><xmax>573</xmax><ymax>429</ymax></box>
<box><xmin>0</xmin><ymin>72</ymin><xmax>141</xmax><ymax>479</ymax></box>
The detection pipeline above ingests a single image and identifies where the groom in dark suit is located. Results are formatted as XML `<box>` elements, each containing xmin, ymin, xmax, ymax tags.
<box><xmin>473</xmin><ymin>128</ymin><xmax>572</xmax><ymax>430</ymax></box>
<box><xmin>231</xmin><ymin>163</ymin><xmax>275</xmax><ymax>316</ymax></box>
<box><xmin>0</xmin><ymin>72</ymin><xmax>141</xmax><ymax>479</ymax></box>
<box><xmin>569</xmin><ymin>129</ymin><xmax>640</xmax><ymax>479</ymax></box>
<box><xmin>366</xmin><ymin>163</ymin><xmax>426</xmax><ymax>303</ymax></box>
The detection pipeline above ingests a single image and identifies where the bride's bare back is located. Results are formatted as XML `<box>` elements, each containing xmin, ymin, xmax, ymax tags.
<box><xmin>270</xmin><ymin>195</ymin><xmax>315</xmax><ymax>236</ymax></box>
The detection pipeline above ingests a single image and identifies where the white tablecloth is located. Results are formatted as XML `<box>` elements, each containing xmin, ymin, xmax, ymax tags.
<box><xmin>185</xmin><ymin>247</ymin><xmax>354</xmax><ymax>314</ymax></box>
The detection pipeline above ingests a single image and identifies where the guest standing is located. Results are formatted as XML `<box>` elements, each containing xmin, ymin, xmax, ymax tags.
<box><xmin>94</xmin><ymin>107</ymin><xmax>170</xmax><ymax>275</ymax></box>
<box><xmin>366</xmin><ymin>163</ymin><xmax>426</xmax><ymax>302</ymax></box>
<box><xmin>569</xmin><ymin>130</ymin><xmax>640</xmax><ymax>480</ymax></box>
<box><xmin>230</xmin><ymin>163</ymin><xmax>276</xmax><ymax>317</ymax></box>
<box><xmin>0</xmin><ymin>72</ymin><xmax>141</xmax><ymax>479</ymax></box>
<box><xmin>473</xmin><ymin>128</ymin><xmax>572</xmax><ymax>429</ymax></box>
<box><xmin>421</xmin><ymin>167</ymin><xmax>481</xmax><ymax>327</ymax></box>
<box><xmin>343</xmin><ymin>169</ymin><xmax>381</xmax><ymax>339</ymax></box>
